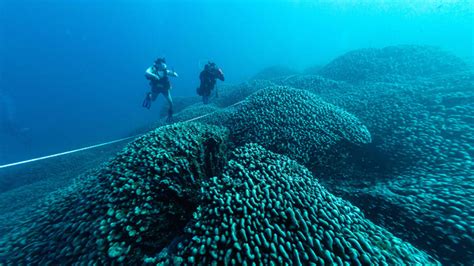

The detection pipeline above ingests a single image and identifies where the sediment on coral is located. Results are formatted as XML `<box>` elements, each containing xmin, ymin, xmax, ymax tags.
<box><xmin>156</xmin><ymin>143</ymin><xmax>438</xmax><ymax>265</ymax></box>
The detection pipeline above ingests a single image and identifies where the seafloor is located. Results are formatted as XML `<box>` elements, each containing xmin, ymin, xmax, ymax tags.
<box><xmin>0</xmin><ymin>45</ymin><xmax>472</xmax><ymax>265</ymax></box>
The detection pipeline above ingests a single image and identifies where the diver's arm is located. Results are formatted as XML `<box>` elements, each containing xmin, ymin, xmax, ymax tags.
<box><xmin>167</xmin><ymin>69</ymin><xmax>179</xmax><ymax>78</ymax></box>
<box><xmin>216</xmin><ymin>68</ymin><xmax>225</xmax><ymax>81</ymax></box>
<box><xmin>145</xmin><ymin>67</ymin><xmax>160</xmax><ymax>80</ymax></box>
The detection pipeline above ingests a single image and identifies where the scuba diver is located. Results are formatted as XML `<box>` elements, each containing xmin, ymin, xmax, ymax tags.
<box><xmin>142</xmin><ymin>58</ymin><xmax>179</xmax><ymax>121</ymax></box>
<box><xmin>197</xmin><ymin>62</ymin><xmax>224</xmax><ymax>104</ymax></box>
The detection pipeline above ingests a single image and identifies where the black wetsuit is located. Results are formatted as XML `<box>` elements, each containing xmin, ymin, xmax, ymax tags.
<box><xmin>197</xmin><ymin>67</ymin><xmax>224</xmax><ymax>104</ymax></box>
<box><xmin>149</xmin><ymin>75</ymin><xmax>170</xmax><ymax>98</ymax></box>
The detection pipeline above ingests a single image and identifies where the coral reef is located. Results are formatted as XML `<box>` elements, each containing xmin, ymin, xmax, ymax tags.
<box><xmin>156</xmin><ymin>143</ymin><xmax>437</xmax><ymax>265</ymax></box>
<box><xmin>212</xmin><ymin>80</ymin><xmax>276</xmax><ymax>108</ymax></box>
<box><xmin>167</xmin><ymin>45</ymin><xmax>474</xmax><ymax>264</ymax></box>
<box><xmin>319</xmin><ymin>45</ymin><xmax>469</xmax><ymax>83</ymax></box>
<box><xmin>171</xmin><ymin>103</ymin><xmax>221</xmax><ymax>122</ymax></box>
<box><xmin>1</xmin><ymin>44</ymin><xmax>471</xmax><ymax>265</ymax></box>
<box><xmin>303</xmin><ymin>64</ymin><xmax>323</xmax><ymax>75</ymax></box>
<box><xmin>0</xmin><ymin>138</ymin><xmax>439</xmax><ymax>265</ymax></box>
<box><xmin>315</xmin><ymin>79</ymin><xmax>474</xmax><ymax>264</ymax></box>
<box><xmin>221</xmin><ymin>86</ymin><xmax>371</xmax><ymax>167</ymax></box>
<box><xmin>0</xmin><ymin>123</ymin><xmax>229</xmax><ymax>264</ymax></box>
<box><xmin>161</xmin><ymin>79</ymin><xmax>276</xmax><ymax>118</ymax></box>
<box><xmin>159</xmin><ymin>95</ymin><xmax>201</xmax><ymax>118</ymax></box>
<box><xmin>270</xmin><ymin>47</ymin><xmax>474</xmax><ymax>264</ymax></box>
<box><xmin>171</xmin><ymin>86</ymin><xmax>371</xmax><ymax>169</ymax></box>
<box><xmin>250</xmin><ymin>65</ymin><xmax>298</xmax><ymax>80</ymax></box>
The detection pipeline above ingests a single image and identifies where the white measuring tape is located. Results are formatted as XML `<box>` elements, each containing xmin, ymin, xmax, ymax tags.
<box><xmin>0</xmin><ymin>100</ymin><xmax>245</xmax><ymax>169</ymax></box>
<box><xmin>0</xmin><ymin>135</ymin><xmax>140</xmax><ymax>169</ymax></box>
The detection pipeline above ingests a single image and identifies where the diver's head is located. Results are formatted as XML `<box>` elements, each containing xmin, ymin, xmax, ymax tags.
<box><xmin>154</xmin><ymin>58</ymin><xmax>167</xmax><ymax>70</ymax></box>
<box><xmin>155</xmin><ymin>57</ymin><xmax>166</xmax><ymax>65</ymax></box>
<box><xmin>206</xmin><ymin>61</ymin><xmax>216</xmax><ymax>70</ymax></box>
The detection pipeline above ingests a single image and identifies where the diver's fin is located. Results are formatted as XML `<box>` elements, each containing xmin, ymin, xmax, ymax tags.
<box><xmin>142</xmin><ymin>93</ymin><xmax>151</xmax><ymax>109</ymax></box>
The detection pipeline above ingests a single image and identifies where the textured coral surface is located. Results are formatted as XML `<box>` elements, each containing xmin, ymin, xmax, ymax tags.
<box><xmin>0</xmin><ymin>123</ymin><xmax>229</xmax><ymax>264</ymax></box>
<box><xmin>156</xmin><ymin>144</ymin><xmax>436</xmax><ymax>265</ymax></box>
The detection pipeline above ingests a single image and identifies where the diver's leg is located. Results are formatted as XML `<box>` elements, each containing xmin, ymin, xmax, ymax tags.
<box><xmin>150</xmin><ymin>89</ymin><xmax>159</xmax><ymax>101</ymax></box>
<box><xmin>164</xmin><ymin>90</ymin><xmax>173</xmax><ymax>121</ymax></box>
<box><xmin>203</xmin><ymin>87</ymin><xmax>210</xmax><ymax>104</ymax></box>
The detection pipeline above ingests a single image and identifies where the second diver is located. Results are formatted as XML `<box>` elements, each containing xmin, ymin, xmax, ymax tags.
<box><xmin>197</xmin><ymin>62</ymin><xmax>224</xmax><ymax>104</ymax></box>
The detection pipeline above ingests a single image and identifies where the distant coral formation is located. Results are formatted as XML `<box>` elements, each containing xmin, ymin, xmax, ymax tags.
<box><xmin>318</xmin><ymin>45</ymin><xmax>469</xmax><ymax>83</ymax></box>
<box><xmin>272</xmin><ymin>46</ymin><xmax>474</xmax><ymax>264</ymax></box>
<box><xmin>250</xmin><ymin>65</ymin><xmax>298</xmax><ymax>80</ymax></box>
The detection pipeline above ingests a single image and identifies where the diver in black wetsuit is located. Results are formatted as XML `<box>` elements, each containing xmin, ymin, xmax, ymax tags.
<box><xmin>197</xmin><ymin>62</ymin><xmax>224</xmax><ymax>104</ymax></box>
<box><xmin>142</xmin><ymin>58</ymin><xmax>179</xmax><ymax>121</ymax></box>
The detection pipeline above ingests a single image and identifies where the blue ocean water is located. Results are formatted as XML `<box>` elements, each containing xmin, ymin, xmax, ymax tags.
<box><xmin>0</xmin><ymin>1</ymin><xmax>473</xmax><ymax>265</ymax></box>
<box><xmin>0</xmin><ymin>0</ymin><xmax>472</xmax><ymax>164</ymax></box>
